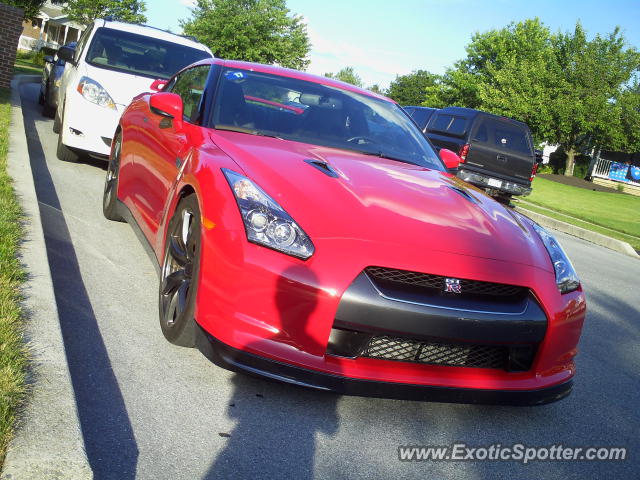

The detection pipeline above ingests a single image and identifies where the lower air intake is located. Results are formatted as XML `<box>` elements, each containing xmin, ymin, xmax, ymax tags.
<box><xmin>363</xmin><ymin>335</ymin><xmax>507</xmax><ymax>369</ymax></box>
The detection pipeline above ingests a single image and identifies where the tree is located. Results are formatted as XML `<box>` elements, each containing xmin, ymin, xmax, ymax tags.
<box><xmin>436</xmin><ymin>19</ymin><xmax>640</xmax><ymax>176</ymax></box>
<box><xmin>64</xmin><ymin>0</ymin><xmax>147</xmax><ymax>25</ymax></box>
<box><xmin>386</xmin><ymin>70</ymin><xmax>438</xmax><ymax>106</ymax></box>
<box><xmin>368</xmin><ymin>84</ymin><xmax>385</xmax><ymax>95</ymax></box>
<box><xmin>4</xmin><ymin>0</ymin><xmax>46</xmax><ymax>21</ymax></box>
<box><xmin>181</xmin><ymin>0</ymin><xmax>310</xmax><ymax>70</ymax></box>
<box><xmin>426</xmin><ymin>19</ymin><xmax>552</xmax><ymax>110</ymax></box>
<box><xmin>324</xmin><ymin>67</ymin><xmax>363</xmax><ymax>87</ymax></box>
<box><xmin>610</xmin><ymin>83</ymin><xmax>640</xmax><ymax>154</ymax></box>
<box><xmin>547</xmin><ymin>24</ymin><xmax>639</xmax><ymax>174</ymax></box>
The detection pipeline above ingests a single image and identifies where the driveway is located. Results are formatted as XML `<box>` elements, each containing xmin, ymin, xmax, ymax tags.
<box><xmin>19</xmin><ymin>81</ymin><xmax>639</xmax><ymax>480</ymax></box>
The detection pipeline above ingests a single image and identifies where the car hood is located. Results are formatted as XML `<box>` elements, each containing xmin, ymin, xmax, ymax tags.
<box><xmin>210</xmin><ymin>131</ymin><xmax>551</xmax><ymax>270</ymax></box>
<box><xmin>84</xmin><ymin>62</ymin><xmax>159</xmax><ymax>108</ymax></box>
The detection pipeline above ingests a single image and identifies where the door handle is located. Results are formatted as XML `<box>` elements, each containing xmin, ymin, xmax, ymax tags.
<box><xmin>497</xmin><ymin>155</ymin><xmax>507</xmax><ymax>163</ymax></box>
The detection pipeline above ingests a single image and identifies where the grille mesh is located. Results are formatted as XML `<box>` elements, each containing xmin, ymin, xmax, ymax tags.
<box><xmin>364</xmin><ymin>335</ymin><xmax>507</xmax><ymax>369</ymax></box>
<box><xmin>365</xmin><ymin>266</ymin><xmax>525</xmax><ymax>297</ymax></box>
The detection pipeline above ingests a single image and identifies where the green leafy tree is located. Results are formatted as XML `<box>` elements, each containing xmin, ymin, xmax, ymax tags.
<box><xmin>181</xmin><ymin>0</ymin><xmax>310</xmax><ymax>70</ymax></box>
<box><xmin>324</xmin><ymin>66</ymin><xmax>363</xmax><ymax>87</ymax></box>
<box><xmin>617</xmin><ymin>84</ymin><xmax>640</xmax><ymax>153</ymax></box>
<box><xmin>368</xmin><ymin>84</ymin><xmax>385</xmax><ymax>95</ymax></box>
<box><xmin>386</xmin><ymin>70</ymin><xmax>438</xmax><ymax>106</ymax></box>
<box><xmin>426</xmin><ymin>18</ymin><xmax>552</xmax><ymax>110</ymax></box>
<box><xmin>5</xmin><ymin>0</ymin><xmax>46</xmax><ymax>21</ymax></box>
<box><xmin>546</xmin><ymin>24</ymin><xmax>639</xmax><ymax>174</ymax></box>
<box><xmin>436</xmin><ymin>19</ymin><xmax>640</xmax><ymax>176</ymax></box>
<box><xmin>63</xmin><ymin>0</ymin><xmax>147</xmax><ymax>25</ymax></box>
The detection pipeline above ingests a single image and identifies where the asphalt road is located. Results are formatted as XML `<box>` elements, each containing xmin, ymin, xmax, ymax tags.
<box><xmin>20</xmin><ymin>82</ymin><xmax>639</xmax><ymax>480</ymax></box>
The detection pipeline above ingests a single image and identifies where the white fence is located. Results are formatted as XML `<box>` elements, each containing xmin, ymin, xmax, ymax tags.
<box><xmin>592</xmin><ymin>157</ymin><xmax>613</xmax><ymax>179</ymax></box>
<box><xmin>592</xmin><ymin>156</ymin><xmax>640</xmax><ymax>184</ymax></box>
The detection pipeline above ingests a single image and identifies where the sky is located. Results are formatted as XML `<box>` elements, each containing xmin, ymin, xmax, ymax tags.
<box><xmin>146</xmin><ymin>0</ymin><xmax>640</xmax><ymax>88</ymax></box>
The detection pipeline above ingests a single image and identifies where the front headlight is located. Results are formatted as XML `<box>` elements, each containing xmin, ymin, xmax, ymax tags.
<box><xmin>531</xmin><ymin>223</ymin><xmax>580</xmax><ymax>293</ymax></box>
<box><xmin>76</xmin><ymin>76</ymin><xmax>116</xmax><ymax>109</ymax></box>
<box><xmin>223</xmin><ymin>169</ymin><xmax>315</xmax><ymax>259</ymax></box>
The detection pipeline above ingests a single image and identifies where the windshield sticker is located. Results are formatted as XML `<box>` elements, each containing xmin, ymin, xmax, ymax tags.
<box><xmin>225</xmin><ymin>71</ymin><xmax>246</xmax><ymax>82</ymax></box>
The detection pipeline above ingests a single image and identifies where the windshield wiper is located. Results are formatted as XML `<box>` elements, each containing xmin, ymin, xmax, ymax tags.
<box><xmin>357</xmin><ymin>150</ymin><xmax>419</xmax><ymax>166</ymax></box>
<box><xmin>214</xmin><ymin>125</ymin><xmax>283</xmax><ymax>140</ymax></box>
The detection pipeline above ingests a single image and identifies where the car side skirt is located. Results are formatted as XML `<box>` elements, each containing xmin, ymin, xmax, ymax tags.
<box><xmin>116</xmin><ymin>199</ymin><xmax>161</xmax><ymax>276</ymax></box>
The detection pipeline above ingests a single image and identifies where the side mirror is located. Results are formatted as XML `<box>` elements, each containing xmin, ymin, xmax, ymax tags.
<box><xmin>150</xmin><ymin>92</ymin><xmax>183</xmax><ymax>130</ymax></box>
<box><xmin>150</xmin><ymin>79</ymin><xmax>167</xmax><ymax>92</ymax></box>
<box><xmin>43</xmin><ymin>55</ymin><xmax>55</xmax><ymax>64</ymax></box>
<box><xmin>439</xmin><ymin>148</ymin><xmax>462</xmax><ymax>170</ymax></box>
<box><xmin>57</xmin><ymin>46</ymin><xmax>75</xmax><ymax>65</ymax></box>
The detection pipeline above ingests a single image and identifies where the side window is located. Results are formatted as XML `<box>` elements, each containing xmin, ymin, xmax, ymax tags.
<box><xmin>74</xmin><ymin>24</ymin><xmax>93</xmax><ymax>64</ymax></box>
<box><xmin>430</xmin><ymin>114</ymin><xmax>468</xmax><ymax>136</ymax></box>
<box><xmin>410</xmin><ymin>109</ymin><xmax>430</xmax><ymax>129</ymax></box>
<box><xmin>169</xmin><ymin>65</ymin><xmax>211</xmax><ymax>124</ymax></box>
<box><xmin>473</xmin><ymin>123</ymin><xmax>489</xmax><ymax>142</ymax></box>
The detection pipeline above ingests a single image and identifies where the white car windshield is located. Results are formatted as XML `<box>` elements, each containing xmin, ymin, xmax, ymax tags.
<box><xmin>86</xmin><ymin>27</ymin><xmax>211</xmax><ymax>79</ymax></box>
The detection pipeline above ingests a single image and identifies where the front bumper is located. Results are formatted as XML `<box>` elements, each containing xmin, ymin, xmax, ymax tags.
<box><xmin>196</xmin><ymin>324</ymin><xmax>573</xmax><ymax>405</ymax></box>
<box><xmin>194</xmin><ymin>226</ymin><xmax>585</xmax><ymax>403</ymax></box>
<box><xmin>61</xmin><ymin>89</ymin><xmax>122</xmax><ymax>157</ymax></box>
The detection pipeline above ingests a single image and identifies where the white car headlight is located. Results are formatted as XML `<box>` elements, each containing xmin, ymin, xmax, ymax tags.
<box><xmin>531</xmin><ymin>223</ymin><xmax>580</xmax><ymax>293</ymax></box>
<box><xmin>76</xmin><ymin>76</ymin><xmax>116</xmax><ymax>109</ymax></box>
<box><xmin>223</xmin><ymin>169</ymin><xmax>315</xmax><ymax>259</ymax></box>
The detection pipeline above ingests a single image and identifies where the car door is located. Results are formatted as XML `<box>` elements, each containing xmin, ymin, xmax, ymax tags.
<box><xmin>132</xmin><ymin>64</ymin><xmax>212</xmax><ymax>243</ymax></box>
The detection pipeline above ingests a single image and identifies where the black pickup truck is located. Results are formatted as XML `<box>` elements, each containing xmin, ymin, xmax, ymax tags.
<box><xmin>404</xmin><ymin>106</ymin><xmax>539</xmax><ymax>203</ymax></box>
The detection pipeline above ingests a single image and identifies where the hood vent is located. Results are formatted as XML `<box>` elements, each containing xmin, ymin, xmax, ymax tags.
<box><xmin>304</xmin><ymin>159</ymin><xmax>339</xmax><ymax>178</ymax></box>
<box><xmin>447</xmin><ymin>185</ymin><xmax>479</xmax><ymax>204</ymax></box>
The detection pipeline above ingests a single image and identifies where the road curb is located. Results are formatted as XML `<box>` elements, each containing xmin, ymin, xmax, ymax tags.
<box><xmin>1</xmin><ymin>76</ymin><xmax>92</xmax><ymax>479</ymax></box>
<box><xmin>515</xmin><ymin>206</ymin><xmax>639</xmax><ymax>259</ymax></box>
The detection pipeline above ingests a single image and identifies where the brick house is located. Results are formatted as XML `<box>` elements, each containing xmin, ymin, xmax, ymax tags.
<box><xmin>19</xmin><ymin>0</ymin><xmax>85</xmax><ymax>51</ymax></box>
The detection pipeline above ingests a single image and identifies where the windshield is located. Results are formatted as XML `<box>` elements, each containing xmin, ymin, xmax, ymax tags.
<box><xmin>211</xmin><ymin>68</ymin><xmax>444</xmax><ymax>170</ymax></box>
<box><xmin>85</xmin><ymin>27</ymin><xmax>211</xmax><ymax>79</ymax></box>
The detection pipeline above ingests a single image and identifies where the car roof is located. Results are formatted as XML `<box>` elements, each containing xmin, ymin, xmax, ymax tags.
<box><xmin>98</xmin><ymin>19</ymin><xmax>213</xmax><ymax>54</ymax></box>
<box><xmin>192</xmin><ymin>58</ymin><xmax>395</xmax><ymax>103</ymax></box>
<box><xmin>437</xmin><ymin>106</ymin><xmax>528</xmax><ymax>127</ymax></box>
<box><xmin>404</xmin><ymin>106</ymin><xmax>437</xmax><ymax>111</ymax></box>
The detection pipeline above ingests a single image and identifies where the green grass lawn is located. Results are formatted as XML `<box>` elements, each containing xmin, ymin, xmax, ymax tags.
<box><xmin>523</xmin><ymin>177</ymin><xmax>640</xmax><ymax>249</ymax></box>
<box><xmin>0</xmin><ymin>87</ymin><xmax>27</xmax><ymax>466</ymax></box>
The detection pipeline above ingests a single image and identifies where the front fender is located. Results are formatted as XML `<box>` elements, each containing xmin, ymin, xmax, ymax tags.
<box><xmin>156</xmin><ymin>143</ymin><xmax>246</xmax><ymax>265</ymax></box>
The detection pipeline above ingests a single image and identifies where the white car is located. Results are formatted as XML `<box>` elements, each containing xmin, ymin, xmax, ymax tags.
<box><xmin>55</xmin><ymin>19</ymin><xmax>213</xmax><ymax>161</ymax></box>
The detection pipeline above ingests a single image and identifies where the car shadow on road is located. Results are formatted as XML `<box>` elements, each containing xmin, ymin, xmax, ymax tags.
<box><xmin>202</xmin><ymin>265</ymin><xmax>339</xmax><ymax>479</ymax></box>
<box><xmin>20</xmin><ymin>85</ymin><xmax>139</xmax><ymax>480</ymax></box>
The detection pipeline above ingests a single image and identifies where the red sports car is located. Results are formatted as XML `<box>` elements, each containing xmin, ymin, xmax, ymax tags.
<box><xmin>104</xmin><ymin>58</ymin><xmax>586</xmax><ymax>405</ymax></box>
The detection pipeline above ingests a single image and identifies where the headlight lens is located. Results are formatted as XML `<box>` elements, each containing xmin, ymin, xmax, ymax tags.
<box><xmin>223</xmin><ymin>169</ymin><xmax>315</xmax><ymax>259</ymax></box>
<box><xmin>531</xmin><ymin>223</ymin><xmax>580</xmax><ymax>293</ymax></box>
<box><xmin>76</xmin><ymin>76</ymin><xmax>116</xmax><ymax>109</ymax></box>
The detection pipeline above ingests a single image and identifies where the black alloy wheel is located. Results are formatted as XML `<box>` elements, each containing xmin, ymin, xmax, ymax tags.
<box><xmin>159</xmin><ymin>194</ymin><xmax>201</xmax><ymax>347</ymax></box>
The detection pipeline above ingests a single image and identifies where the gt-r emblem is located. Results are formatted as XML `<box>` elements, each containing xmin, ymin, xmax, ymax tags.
<box><xmin>445</xmin><ymin>278</ymin><xmax>462</xmax><ymax>293</ymax></box>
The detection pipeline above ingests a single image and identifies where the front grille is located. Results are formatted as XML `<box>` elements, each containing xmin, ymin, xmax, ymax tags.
<box><xmin>365</xmin><ymin>266</ymin><xmax>525</xmax><ymax>297</ymax></box>
<box><xmin>363</xmin><ymin>335</ymin><xmax>507</xmax><ymax>369</ymax></box>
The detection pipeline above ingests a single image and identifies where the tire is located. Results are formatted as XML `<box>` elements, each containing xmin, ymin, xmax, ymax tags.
<box><xmin>103</xmin><ymin>132</ymin><xmax>124</xmax><ymax>222</ymax></box>
<box><xmin>42</xmin><ymin>87</ymin><xmax>55</xmax><ymax>118</ymax></box>
<box><xmin>158</xmin><ymin>194</ymin><xmax>202</xmax><ymax>347</ymax></box>
<box><xmin>42</xmin><ymin>88</ymin><xmax>56</xmax><ymax>118</ymax></box>
<box><xmin>53</xmin><ymin>107</ymin><xmax>61</xmax><ymax>133</ymax></box>
<box><xmin>56</xmin><ymin>127</ymin><xmax>80</xmax><ymax>162</ymax></box>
